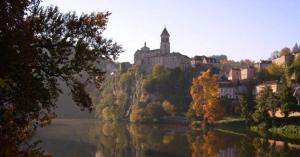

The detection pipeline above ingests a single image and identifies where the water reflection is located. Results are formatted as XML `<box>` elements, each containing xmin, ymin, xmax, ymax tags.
<box><xmin>35</xmin><ymin>119</ymin><xmax>300</xmax><ymax>157</ymax></box>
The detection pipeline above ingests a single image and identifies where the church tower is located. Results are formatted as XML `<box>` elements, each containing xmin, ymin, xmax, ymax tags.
<box><xmin>160</xmin><ymin>27</ymin><xmax>170</xmax><ymax>54</ymax></box>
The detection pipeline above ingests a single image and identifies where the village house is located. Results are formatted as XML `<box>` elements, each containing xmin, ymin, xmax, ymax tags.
<box><xmin>240</xmin><ymin>66</ymin><xmax>255</xmax><ymax>80</ymax></box>
<box><xmin>191</xmin><ymin>55</ymin><xmax>219</xmax><ymax>67</ymax></box>
<box><xmin>218</xmin><ymin>76</ymin><xmax>249</xmax><ymax>100</ymax></box>
<box><xmin>228</xmin><ymin>68</ymin><xmax>241</xmax><ymax>81</ymax></box>
<box><xmin>255</xmin><ymin>80</ymin><xmax>280</xmax><ymax>95</ymax></box>
<box><xmin>272</xmin><ymin>53</ymin><xmax>294</xmax><ymax>67</ymax></box>
<box><xmin>118</xmin><ymin>62</ymin><xmax>132</xmax><ymax>73</ymax></box>
<box><xmin>293</xmin><ymin>46</ymin><xmax>300</xmax><ymax>61</ymax></box>
<box><xmin>255</xmin><ymin>60</ymin><xmax>271</xmax><ymax>72</ymax></box>
<box><xmin>219</xmin><ymin>81</ymin><xmax>239</xmax><ymax>99</ymax></box>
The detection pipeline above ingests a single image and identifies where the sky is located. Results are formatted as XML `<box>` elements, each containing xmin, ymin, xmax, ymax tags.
<box><xmin>42</xmin><ymin>0</ymin><xmax>300</xmax><ymax>63</ymax></box>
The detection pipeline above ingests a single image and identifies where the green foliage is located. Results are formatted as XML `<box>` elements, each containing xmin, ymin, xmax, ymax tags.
<box><xmin>119</xmin><ymin>72</ymin><xmax>134</xmax><ymax>88</ymax></box>
<box><xmin>220</xmin><ymin>97</ymin><xmax>239</xmax><ymax>116</ymax></box>
<box><xmin>266</xmin><ymin>63</ymin><xmax>284</xmax><ymax>77</ymax></box>
<box><xmin>288</xmin><ymin>60</ymin><xmax>300</xmax><ymax>82</ymax></box>
<box><xmin>269</xmin><ymin>125</ymin><xmax>300</xmax><ymax>139</ymax></box>
<box><xmin>96</xmin><ymin>64</ymin><xmax>212</xmax><ymax>123</ymax></box>
<box><xmin>239</xmin><ymin>95</ymin><xmax>254</xmax><ymax>124</ymax></box>
<box><xmin>130</xmin><ymin>101</ymin><xmax>166</xmax><ymax>123</ymax></box>
<box><xmin>252</xmin><ymin>86</ymin><xmax>279</xmax><ymax>127</ymax></box>
<box><xmin>278</xmin><ymin>78</ymin><xmax>298</xmax><ymax>118</ymax></box>
<box><xmin>255</xmin><ymin>70</ymin><xmax>280</xmax><ymax>83</ymax></box>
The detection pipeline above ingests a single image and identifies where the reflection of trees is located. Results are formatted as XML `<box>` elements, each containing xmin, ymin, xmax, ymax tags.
<box><xmin>0</xmin><ymin>119</ymin><xmax>50</xmax><ymax>157</ymax></box>
<box><xmin>91</xmin><ymin>122</ymin><xmax>189</xmax><ymax>157</ymax></box>
<box><xmin>190</xmin><ymin>130</ymin><xmax>230</xmax><ymax>157</ymax></box>
<box><xmin>251</xmin><ymin>137</ymin><xmax>300</xmax><ymax>157</ymax></box>
<box><xmin>89</xmin><ymin>122</ymin><xmax>131</xmax><ymax>157</ymax></box>
<box><xmin>90</xmin><ymin>123</ymin><xmax>300</xmax><ymax>157</ymax></box>
<box><xmin>189</xmin><ymin>130</ymin><xmax>300</xmax><ymax>157</ymax></box>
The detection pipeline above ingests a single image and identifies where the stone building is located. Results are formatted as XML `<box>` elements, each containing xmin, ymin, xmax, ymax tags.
<box><xmin>191</xmin><ymin>55</ymin><xmax>219</xmax><ymax>67</ymax></box>
<box><xmin>240</xmin><ymin>66</ymin><xmax>255</xmax><ymax>80</ymax></box>
<box><xmin>255</xmin><ymin>80</ymin><xmax>280</xmax><ymax>95</ymax></box>
<box><xmin>272</xmin><ymin>53</ymin><xmax>294</xmax><ymax>67</ymax></box>
<box><xmin>96</xmin><ymin>60</ymin><xmax>118</xmax><ymax>75</ymax></box>
<box><xmin>228</xmin><ymin>68</ymin><xmax>241</xmax><ymax>81</ymax></box>
<box><xmin>118</xmin><ymin>62</ymin><xmax>132</xmax><ymax>73</ymax></box>
<box><xmin>255</xmin><ymin>60</ymin><xmax>271</xmax><ymax>72</ymax></box>
<box><xmin>134</xmin><ymin>28</ymin><xmax>191</xmax><ymax>72</ymax></box>
<box><xmin>218</xmin><ymin>77</ymin><xmax>248</xmax><ymax>100</ymax></box>
<box><xmin>219</xmin><ymin>81</ymin><xmax>239</xmax><ymax>99</ymax></box>
<box><xmin>293</xmin><ymin>43</ymin><xmax>300</xmax><ymax>61</ymax></box>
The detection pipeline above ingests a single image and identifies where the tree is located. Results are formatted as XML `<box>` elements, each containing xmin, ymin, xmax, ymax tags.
<box><xmin>0</xmin><ymin>0</ymin><xmax>121</xmax><ymax>155</ymax></box>
<box><xmin>189</xmin><ymin>70</ymin><xmax>224</xmax><ymax>126</ymax></box>
<box><xmin>162</xmin><ymin>100</ymin><xmax>176</xmax><ymax>117</ymax></box>
<box><xmin>266</xmin><ymin>63</ymin><xmax>284</xmax><ymax>78</ymax></box>
<box><xmin>278</xmin><ymin>47</ymin><xmax>291</xmax><ymax>57</ymax></box>
<box><xmin>288</xmin><ymin>60</ymin><xmax>300</xmax><ymax>82</ymax></box>
<box><xmin>252</xmin><ymin>86</ymin><xmax>279</xmax><ymax>128</ymax></box>
<box><xmin>278</xmin><ymin>78</ymin><xmax>298</xmax><ymax>118</ymax></box>
<box><xmin>292</xmin><ymin>43</ymin><xmax>299</xmax><ymax>53</ymax></box>
<box><xmin>269</xmin><ymin>50</ymin><xmax>279</xmax><ymax>60</ymax></box>
<box><xmin>239</xmin><ymin>95</ymin><xmax>254</xmax><ymax>124</ymax></box>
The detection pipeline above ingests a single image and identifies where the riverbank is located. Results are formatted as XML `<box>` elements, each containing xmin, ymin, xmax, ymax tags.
<box><xmin>214</xmin><ymin>117</ymin><xmax>300</xmax><ymax>140</ymax></box>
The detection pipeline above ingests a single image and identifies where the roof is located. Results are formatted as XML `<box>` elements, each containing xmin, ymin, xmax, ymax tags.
<box><xmin>161</xmin><ymin>27</ymin><xmax>170</xmax><ymax>36</ymax></box>
<box><xmin>257</xmin><ymin>80</ymin><xmax>280</xmax><ymax>86</ymax></box>
<box><xmin>218</xmin><ymin>81</ymin><xmax>238</xmax><ymax>88</ymax></box>
<box><xmin>192</xmin><ymin>55</ymin><xmax>206</xmax><ymax>60</ymax></box>
<box><xmin>259</xmin><ymin>60</ymin><xmax>272</xmax><ymax>64</ymax></box>
<box><xmin>294</xmin><ymin>49</ymin><xmax>300</xmax><ymax>54</ymax></box>
<box><xmin>230</xmin><ymin>68</ymin><xmax>241</xmax><ymax>71</ymax></box>
<box><xmin>192</xmin><ymin>55</ymin><xmax>218</xmax><ymax>63</ymax></box>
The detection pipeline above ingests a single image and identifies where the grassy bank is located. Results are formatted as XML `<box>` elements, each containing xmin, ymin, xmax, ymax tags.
<box><xmin>250</xmin><ymin>117</ymin><xmax>300</xmax><ymax>139</ymax></box>
<box><xmin>216</xmin><ymin>117</ymin><xmax>300</xmax><ymax>139</ymax></box>
<box><xmin>270</xmin><ymin>125</ymin><xmax>300</xmax><ymax>139</ymax></box>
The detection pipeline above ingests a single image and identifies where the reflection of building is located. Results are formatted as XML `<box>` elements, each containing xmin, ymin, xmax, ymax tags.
<box><xmin>255</xmin><ymin>60</ymin><xmax>271</xmax><ymax>72</ymax></box>
<box><xmin>218</xmin><ymin>147</ymin><xmax>239</xmax><ymax>157</ymax></box>
<box><xmin>134</xmin><ymin>28</ymin><xmax>191</xmax><ymax>72</ymax></box>
<box><xmin>228</xmin><ymin>68</ymin><xmax>241</xmax><ymax>81</ymax></box>
<box><xmin>255</xmin><ymin>80</ymin><xmax>280</xmax><ymax>94</ymax></box>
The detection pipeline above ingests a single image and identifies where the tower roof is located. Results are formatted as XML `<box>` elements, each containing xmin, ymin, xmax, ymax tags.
<box><xmin>161</xmin><ymin>27</ymin><xmax>170</xmax><ymax>36</ymax></box>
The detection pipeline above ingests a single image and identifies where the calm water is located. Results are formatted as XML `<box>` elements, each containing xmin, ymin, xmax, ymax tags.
<box><xmin>34</xmin><ymin>119</ymin><xmax>300</xmax><ymax>157</ymax></box>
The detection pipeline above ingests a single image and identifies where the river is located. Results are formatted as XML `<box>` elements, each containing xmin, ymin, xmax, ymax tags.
<box><xmin>34</xmin><ymin>118</ymin><xmax>300</xmax><ymax>157</ymax></box>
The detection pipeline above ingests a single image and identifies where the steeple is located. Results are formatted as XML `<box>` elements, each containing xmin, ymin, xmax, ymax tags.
<box><xmin>160</xmin><ymin>27</ymin><xmax>170</xmax><ymax>54</ymax></box>
<box><xmin>293</xmin><ymin>43</ymin><xmax>299</xmax><ymax>53</ymax></box>
<box><xmin>141</xmin><ymin>41</ymin><xmax>149</xmax><ymax>52</ymax></box>
<box><xmin>161</xmin><ymin>27</ymin><xmax>170</xmax><ymax>37</ymax></box>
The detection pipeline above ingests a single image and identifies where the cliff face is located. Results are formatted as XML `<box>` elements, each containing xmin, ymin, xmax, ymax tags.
<box><xmin>94</xmin><ymin>65</ymin><xmax>214</xmax><ymax>122</ymax></box>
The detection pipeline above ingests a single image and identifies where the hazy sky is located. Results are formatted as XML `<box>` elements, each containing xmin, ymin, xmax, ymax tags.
<box><xmin>42</xmin><ymin>0</ymin><xmax>300</xmax><ymax>63</ymax></box>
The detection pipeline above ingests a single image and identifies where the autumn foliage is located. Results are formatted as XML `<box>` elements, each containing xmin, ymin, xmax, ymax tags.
<box><xmin>190</xmin><ymin>70</ymin><xmax>224</xmax><ymax>125</ymax></box>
